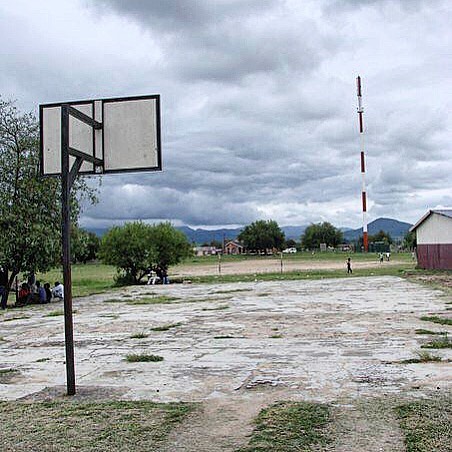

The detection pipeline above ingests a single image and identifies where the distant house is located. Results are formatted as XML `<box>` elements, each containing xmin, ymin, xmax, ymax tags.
<box><xmin>194</xmin><ymin>246</ymin><xmax>219</xmax><ymax>256</ymax></box>
<box><xmin>337</xmin><ymin>244</ymin><xmax>354</xmax><ymax>252</ymax></box>
<box><xmin>224</xmin><ymin>240</ymin><xmax>244</xmax><ymax>255</ymax></box>
<box><xmin>410</xmin><ymin>209</ymin><xmax>452</xmax><ymax>270</ymax></box>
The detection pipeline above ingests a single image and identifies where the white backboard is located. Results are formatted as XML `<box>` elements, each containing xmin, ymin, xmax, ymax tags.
<box><xmin>40</xmin><ymin>95</ymin><xmax>161</xmax><ymax>176</ymax></box>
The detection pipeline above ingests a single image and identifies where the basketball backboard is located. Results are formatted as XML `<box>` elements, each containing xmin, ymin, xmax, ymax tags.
<box><xmin>40</xmin><ymin>94</ymin><xmax>161</xmax><ymax>176</ymax></box>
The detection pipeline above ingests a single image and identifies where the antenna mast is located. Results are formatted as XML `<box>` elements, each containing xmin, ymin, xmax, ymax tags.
<box><xmin>356</xmin><ymin>75</ymin><xmax>368</xmax><ymax>252</ymax></box>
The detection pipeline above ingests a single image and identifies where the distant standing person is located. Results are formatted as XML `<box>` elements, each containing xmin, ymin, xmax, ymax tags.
<box><xmin>346</xmin><ymin>257</ymin><xmax>352</xmax><ymax>274</ymax></box>
<box><xmin>52</xmin><ymin>281</ymin><xmax>64</xmax><ymax>301</ymax></box>
<box><xmin>161</xmin><ymin>266</ymin><xmax>169</xmax><ymax>284</ymax></box>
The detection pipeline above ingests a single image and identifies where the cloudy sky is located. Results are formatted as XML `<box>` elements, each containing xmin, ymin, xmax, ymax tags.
<box><xmin>1</xmin><ymin>0</ymin><xmax>450</xmax><ymax>229</ymax></box>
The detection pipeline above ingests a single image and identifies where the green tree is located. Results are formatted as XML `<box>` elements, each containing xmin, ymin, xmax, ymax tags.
<box><xmin>99</xmin><ymin>222</ymin><xmax>192</xmax><ymax>284</ymax></box>
<box><xmin>402</xmin><ymin>230</ymin><xmax>416</xmax><ymax>250</ymax></box>
<box><xmin>369</xmin><ymin>230</ymin><xmax>393</xmax><ymax>245</ymax></box>
<box><xmin>285</xmin><ymin>239</ymin><xmax>297</xmax><ymax>249</ymax></box>
<box><xmin>0</xmin><ymin>98</ymin><xmax>96</xmax><ymax>305</ymax></box>
<box><xmin>148</xmin><ymin>222</ymin><xmax>193</xmax><ymax>270</ymax></box>
<box><xmin>238</xmin><ymin>220</ymin><xmax>285</xmax><ymax>253</ymax></box>
<box><xmin>301</xmin><ymin>222</ymin><xmax>343</xmax><ymax>249</ymax></box>
<box><xmin>71</xmin><ymin>227</ymin><xmax>100</xmax><ymax>263</ymax></box>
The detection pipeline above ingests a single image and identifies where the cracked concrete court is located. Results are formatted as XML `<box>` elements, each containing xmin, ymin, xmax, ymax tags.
<box><xmin>1</xmin><ymin>276</ymin><xmax>451</xmax><ymax>402</ymax></box>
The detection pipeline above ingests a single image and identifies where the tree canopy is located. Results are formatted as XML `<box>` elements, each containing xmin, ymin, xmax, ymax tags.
<box><xmin>301</xmin><ymin>222</ymin><xmax>343</xmax><ymax>249</ymax></box>
<box><xmin>99</xmin><ymin>222</ymin><xmax>192</xmax><ymax>284</ymax></box>
<box><xmin>71</xmin><ymin>227</ymin><xmax>100</xmax><ymax>263</ymax></box>
<box><xmin>0</xmin><ymin>98</ymin><xmax>96</xmax><ymax>302</ymax></box>
<box><xmin>403</xmin><ymin>230</ymin><xmax>416</xmax><ymax>250</ymax></box>
<box><xmin>238</xmin><ymin>220</ymin><xmax>285</xmax><ymax>253</ymax></box>
<box><xmin>369</xmin><ymin>229</ymin><xmax>393</xmax><ymax>245</ymax></box>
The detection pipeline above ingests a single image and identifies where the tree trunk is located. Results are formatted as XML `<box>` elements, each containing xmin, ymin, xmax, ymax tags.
<box><xmin>1</xmin><ymin>269</ymin><xmax>18</xmax><ymax>309</ymax></box>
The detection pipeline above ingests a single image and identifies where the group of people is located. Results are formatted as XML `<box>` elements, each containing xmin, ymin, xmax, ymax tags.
<box><xmin>378</xmin><ymin>252</ymin><xmax>391</xmax><ymax>263</ymax></box>
<box><xmin>146</xmin><ymin>265</ymin><xmax>169</xmax><ymax>285</ymax></box>
<box><xmin>14</xmin><ymin>279</ymin><xmax>64</xmax><ymax>308</ymax></box>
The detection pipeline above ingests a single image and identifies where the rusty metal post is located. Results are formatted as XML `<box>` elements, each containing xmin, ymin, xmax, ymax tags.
<box><xmin>61</xmin><ymin>104</ymin><xmax>76</xmax><ymax>395</ymax></box>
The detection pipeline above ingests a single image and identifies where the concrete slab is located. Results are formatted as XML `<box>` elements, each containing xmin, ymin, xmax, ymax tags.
<box><xmin>1</xmin><ymin>276</ymin><xmax>450</xmax><ymax>402</ymax></box>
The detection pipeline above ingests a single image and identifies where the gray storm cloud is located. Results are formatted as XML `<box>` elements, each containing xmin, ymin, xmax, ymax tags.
<box><xmin>1</xmin><ymin>0</ymin><xmax>450</xmax><ymax>228</ymax></box>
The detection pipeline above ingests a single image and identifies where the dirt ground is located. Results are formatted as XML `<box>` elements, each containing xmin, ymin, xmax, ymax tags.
<box><xmin>1</xmin><ymin>276</ymin><xmax>451</xmax><ymax>451</ymax></box>
<box><xmin>173</xmin><ymin>256</ymin><xmax>406</xmax><ymax>277</ymax></box>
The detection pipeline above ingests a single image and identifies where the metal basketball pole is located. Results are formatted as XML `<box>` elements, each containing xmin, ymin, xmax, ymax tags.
<box><xmin>41</xmin><ymin>96</ymin><xmax>159</xmax><ymax>396</ymax></box>
<box><xmin>61</xmin><ymin>104</ymin><xmax>76</xmax><ymax>395</ymax></box>
<box><xmin>60</xmin><ymin>104</ymin><xmax>102</xmax><ymax>396</ymax></box>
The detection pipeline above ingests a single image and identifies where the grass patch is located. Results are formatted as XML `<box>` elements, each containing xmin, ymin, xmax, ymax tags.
<box><xmin>36</xmin><ymin>358</ymin><xmax>50</xmax><ymax>363</ymax></box>
<box><xmin>395</xmin><ymin>395</ymin><xmax>452</xmax><ymax>452</ymax></box>
<box><xmin>37</xmin><ymin>263</ymin><xmax>117</xmax><ymax>297</ymax></box>
<box><xmin>103</xmin><ymin>298</ymin><xmax>127</xmax><ymax>303</ymax></box>
<box><xmin>212</xmin><ymin>288</ymin><xmax>252</xmax><ymax>294</ymax></box>
<box><xmin>3</xmin><ymin>315</ymin><xmax>30</xmax><ymax>322</ymax></box>
<box><xmin>183</xmin><ymin>264</ymin><xmax>414</xmax><ymax>285</ymax></box>
<box><xmin>127</xmin><ymin>296</ymin><xmax>180</xmax><ymax>305</ymax></box>
<box><xmin>237</xmin><ymin>401</ymin><xmax>330</xmax><ymax>451</ymax></box>
<box><xmin>151</xmin><ymin>322</ymin><xmax>182</xmax><ymax>332</ymax></box>
<box><xmin>0</xmin><ymin>400</ymin><xmax>196</xmax><ymax>451</ymax></box>
<box><xmin>99</xmin><ymin>313</ymin><xmax>120</xmax><ymax>319</ymax></box>
<box><xmin>403</xmin><ymin>269</ymin><xmax>452</xmax><ymax>296</ymax></box>
<box><xmin>202</xmin><ymin>305</ymin><xmax>230</xmax><ymax>311</ymax></box>
<box><xmin>415</xmin><ymin>329</ymin><xmax>447</xmax><ymax>335</ymax></box>
<box><xmin>421</xmin><ymin>336</ymin><xmax>452</xmax><ymax>349</ymax></box>
<box><xmin>125</xmin><ymin>353</ymin><xmax>164</xmax><ymax>362</ymax></box>
<box><xmin>400</xmin><ymin>351</ymin><xmax>442</xmax><ymax>364</ymax></box>
<box><xmin>130</xmin><ymin>332</ymin><xmax>149</xmax><ymax>339</ymax></box>
<box><xmin>420</xmin><ymin>316</ymin><xmax>452</xmax><ymax>326</ymax></box>
<box><xmin>45</xmin><ymin>309</ymin><xmax>64</xmax><ymax>317</ymax></box>
<box><xmin>0</xmin><ymin>368</ymin><xmax>19</xmax><ymax>383</ymax></box>
<box><xmin>45</xmin><ymin>309</ymin><xmax>77</xmax><ymax>317</ymax></box>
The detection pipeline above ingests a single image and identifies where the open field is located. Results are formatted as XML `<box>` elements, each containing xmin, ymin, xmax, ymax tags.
<box><xmin>174</xmin><ymin>252</ymin><xmax>413</xmax><ymax>278</ymax></box>
<box><xmin>1</xmin><ymin>275</ymin><xmax>451</xmax><ymax>450</ymax></box>
<box><xmin>22</xmin><ymin>252</ymin><xmax>416</xmax><ymax>299</ymax></box>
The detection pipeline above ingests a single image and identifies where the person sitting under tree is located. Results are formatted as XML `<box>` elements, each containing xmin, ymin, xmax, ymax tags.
<box><xmin>44</xmin><ymin>283</ymin><xmax>52</xmax><ymax>303</ymax></box>
<box><xmin>52</xmin><ymin>281</ymin><xmax>64</xmax><ymax>301</ymax></box>
<box><xmin>17</xmin><ymin>283</ymin><xmax>32</xmax><ymax>306</ymax></box>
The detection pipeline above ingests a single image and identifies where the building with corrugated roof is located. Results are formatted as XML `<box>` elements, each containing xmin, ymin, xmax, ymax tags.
<box><xmin>410</xmin><ymin>209</ymin><xmax>452</xmax><ymax>270</ymax></box>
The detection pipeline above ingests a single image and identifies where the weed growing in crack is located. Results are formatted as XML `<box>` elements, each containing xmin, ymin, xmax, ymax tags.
<box><xmin>125</xmin><ymin>354</ymin><xmax>164</xmax><ymax>362</ymax></box>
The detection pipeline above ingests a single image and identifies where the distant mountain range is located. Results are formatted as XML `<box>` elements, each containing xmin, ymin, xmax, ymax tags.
<box><xmin>87</xmin><ymin>217</ymin><xmax>412</xmax><ymax>244</ymax></box>
<box><xmin>342</xmin><ymin>217</ymin><xmax>412</xmax><ymax>242</ymax></box>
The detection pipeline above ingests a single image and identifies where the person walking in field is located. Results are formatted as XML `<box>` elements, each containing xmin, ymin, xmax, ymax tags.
<box><xmin>346</xmin><ymin>257</ymin><xmax>352</xmax><ymax>274</ymax></box>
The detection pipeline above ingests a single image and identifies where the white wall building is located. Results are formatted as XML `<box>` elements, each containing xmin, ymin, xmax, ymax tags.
<box><xmin>410</xmin><ymin>209</ymin><xmax>452</xmax><ymax>270</ymax></box>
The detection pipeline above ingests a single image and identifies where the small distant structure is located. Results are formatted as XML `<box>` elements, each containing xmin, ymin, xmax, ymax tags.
<box><xmin>224</xmin><ymin>240</ymin><xmax>244</xmax><ymax>255</ymax></box>
<box><xmin>410</xmin><ymin>209</ymin><xmax>452</xmax><ymax>270</ymax></box>
<box><xmin>194</xmin><ymin>246</ymin><xmax>220</xmax><ymax>256</ymax></box>
<box><xmin>337</xmin><ymin>244</ymin><xmax>354</xmax><ymax>252</ymax></box>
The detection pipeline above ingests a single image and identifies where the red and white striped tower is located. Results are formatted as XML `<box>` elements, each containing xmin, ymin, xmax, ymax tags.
<box><xmin>356</xmin><ymin>75</ymin><xmax>368</xmax><ymax>252</ymax></box>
